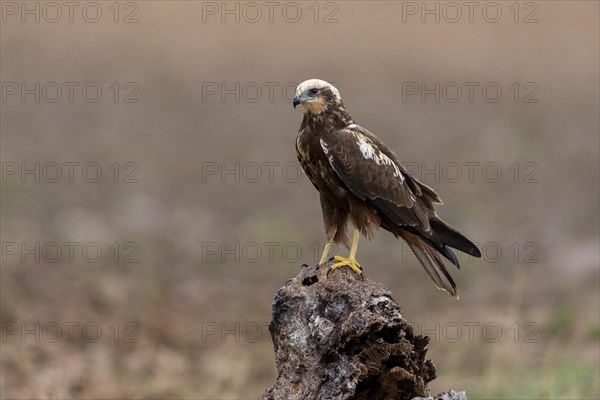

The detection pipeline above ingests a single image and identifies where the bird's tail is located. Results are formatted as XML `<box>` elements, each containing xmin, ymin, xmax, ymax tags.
<box><xmin>400</xmin><ymin>231</ymin><xmax>459</xmax><ymax>298</ymax></box>
<box><xmin>430</xmin><ymin>217</ymin><xmax>481</xmax><ymax>258</ymax></box>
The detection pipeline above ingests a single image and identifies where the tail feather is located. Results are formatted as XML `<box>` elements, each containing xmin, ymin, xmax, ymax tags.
<box><xmin>440</xmin><ymin>244</ymin><xmax>460</xmax><ymax>269</ymax></box>
<box><xmin>402</xmin><ymin>232</ymin><xmax>459</xmax><ymax>298</ymax></box>
<box><xmin>430</xmin><ymin>217</ymin><xmax>481</xmax><ymax>258</ymax></box>
<box><xmin>402</xmin><ymin>227</ymin><xmax>462</xmax><ymax>269</ymax></box>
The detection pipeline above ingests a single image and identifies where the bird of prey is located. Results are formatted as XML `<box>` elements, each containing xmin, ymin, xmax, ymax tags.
<box><xmin>293</xmin><ymin>79</ymin><xmax>481</xmax><ymax>297</ymax></box>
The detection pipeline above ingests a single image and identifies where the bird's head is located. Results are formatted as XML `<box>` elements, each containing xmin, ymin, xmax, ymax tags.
<box><xmin>293</xmin><ymin>79</ymin><xmax>341</xmax><ymax>114</ymax></box>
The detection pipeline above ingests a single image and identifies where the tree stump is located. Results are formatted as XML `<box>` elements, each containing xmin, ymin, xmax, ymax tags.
<box><xmin>259</xmin><ymin>262</ymin><xmax>466</xmax><ymax>400</ymax></box>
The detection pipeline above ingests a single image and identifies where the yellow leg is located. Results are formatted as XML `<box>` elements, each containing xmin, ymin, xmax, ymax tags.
<box><xmin>319</xmin><ymin>241</ymin><xmax>333</xmax><ymax>264</ymax></box>
<box><xmin>349</xmin><ymin>228</ymin><xmax>359</xmax><ymax>260</ymax></box>
<box><xmin>330</xmin><ymin>229</ymin><xmax>362</xmax><ymax>275</ymax></box>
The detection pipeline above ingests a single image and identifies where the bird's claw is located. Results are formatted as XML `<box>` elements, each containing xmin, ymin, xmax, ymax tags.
<box><xmin>327</xmin><ymin>256</ymin><xmax>363</xmax><ymax>280</ymax></box>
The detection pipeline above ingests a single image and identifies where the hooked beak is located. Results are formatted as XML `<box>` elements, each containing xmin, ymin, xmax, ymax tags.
<box><xmin>293</xmin><ymin>96</ymin><xmax>302</xmax><ymax>108</ymax></box>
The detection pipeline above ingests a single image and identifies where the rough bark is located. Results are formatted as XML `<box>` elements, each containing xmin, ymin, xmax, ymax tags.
<box><xmin>259</xmin><ymin>262</ymin><xmax>466</xmax><ymax>400</ymax></box>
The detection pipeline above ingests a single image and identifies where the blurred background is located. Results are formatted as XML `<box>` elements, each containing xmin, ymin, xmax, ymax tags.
<box><xmin>1</xmin><ymin>1</ymin><xmax>598</xmax><ymax>399</ymax></box>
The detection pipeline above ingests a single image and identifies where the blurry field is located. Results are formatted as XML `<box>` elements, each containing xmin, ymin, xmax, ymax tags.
<box><xmin>1</xmin><ymin>1</ymin><xmax>599</xmax><ymax>399</ymax></box>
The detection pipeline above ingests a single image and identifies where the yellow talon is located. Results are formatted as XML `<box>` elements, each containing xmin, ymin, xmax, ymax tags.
<box><xmin>330</xmin><ymin>255</ymin><xmax>362</xmax><ymax>275</ymax></box>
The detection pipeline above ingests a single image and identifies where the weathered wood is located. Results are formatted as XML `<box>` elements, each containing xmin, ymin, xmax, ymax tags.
<box><xmin>260</xmin><ymin>262</ymin><xmax>465</xmax><ymax>400</ymax></box>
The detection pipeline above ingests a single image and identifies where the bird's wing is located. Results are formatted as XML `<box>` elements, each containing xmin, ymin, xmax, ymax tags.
<box><xmin>319</xmin><ymin>126</ymin><xmax>436</xmax><ymax>238</ymax></box>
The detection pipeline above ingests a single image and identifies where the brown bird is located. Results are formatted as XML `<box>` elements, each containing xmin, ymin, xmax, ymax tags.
<box><xmin>293</xmin><ymin>79</ymin><xmax>481</xmax><ymax>297</ymax></box>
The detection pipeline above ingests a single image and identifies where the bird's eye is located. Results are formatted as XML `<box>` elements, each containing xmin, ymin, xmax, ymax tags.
<box><xmin>308</xmin><ymin>88</ymin><xmax>320</xmax><ymax>95</ymax></box>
